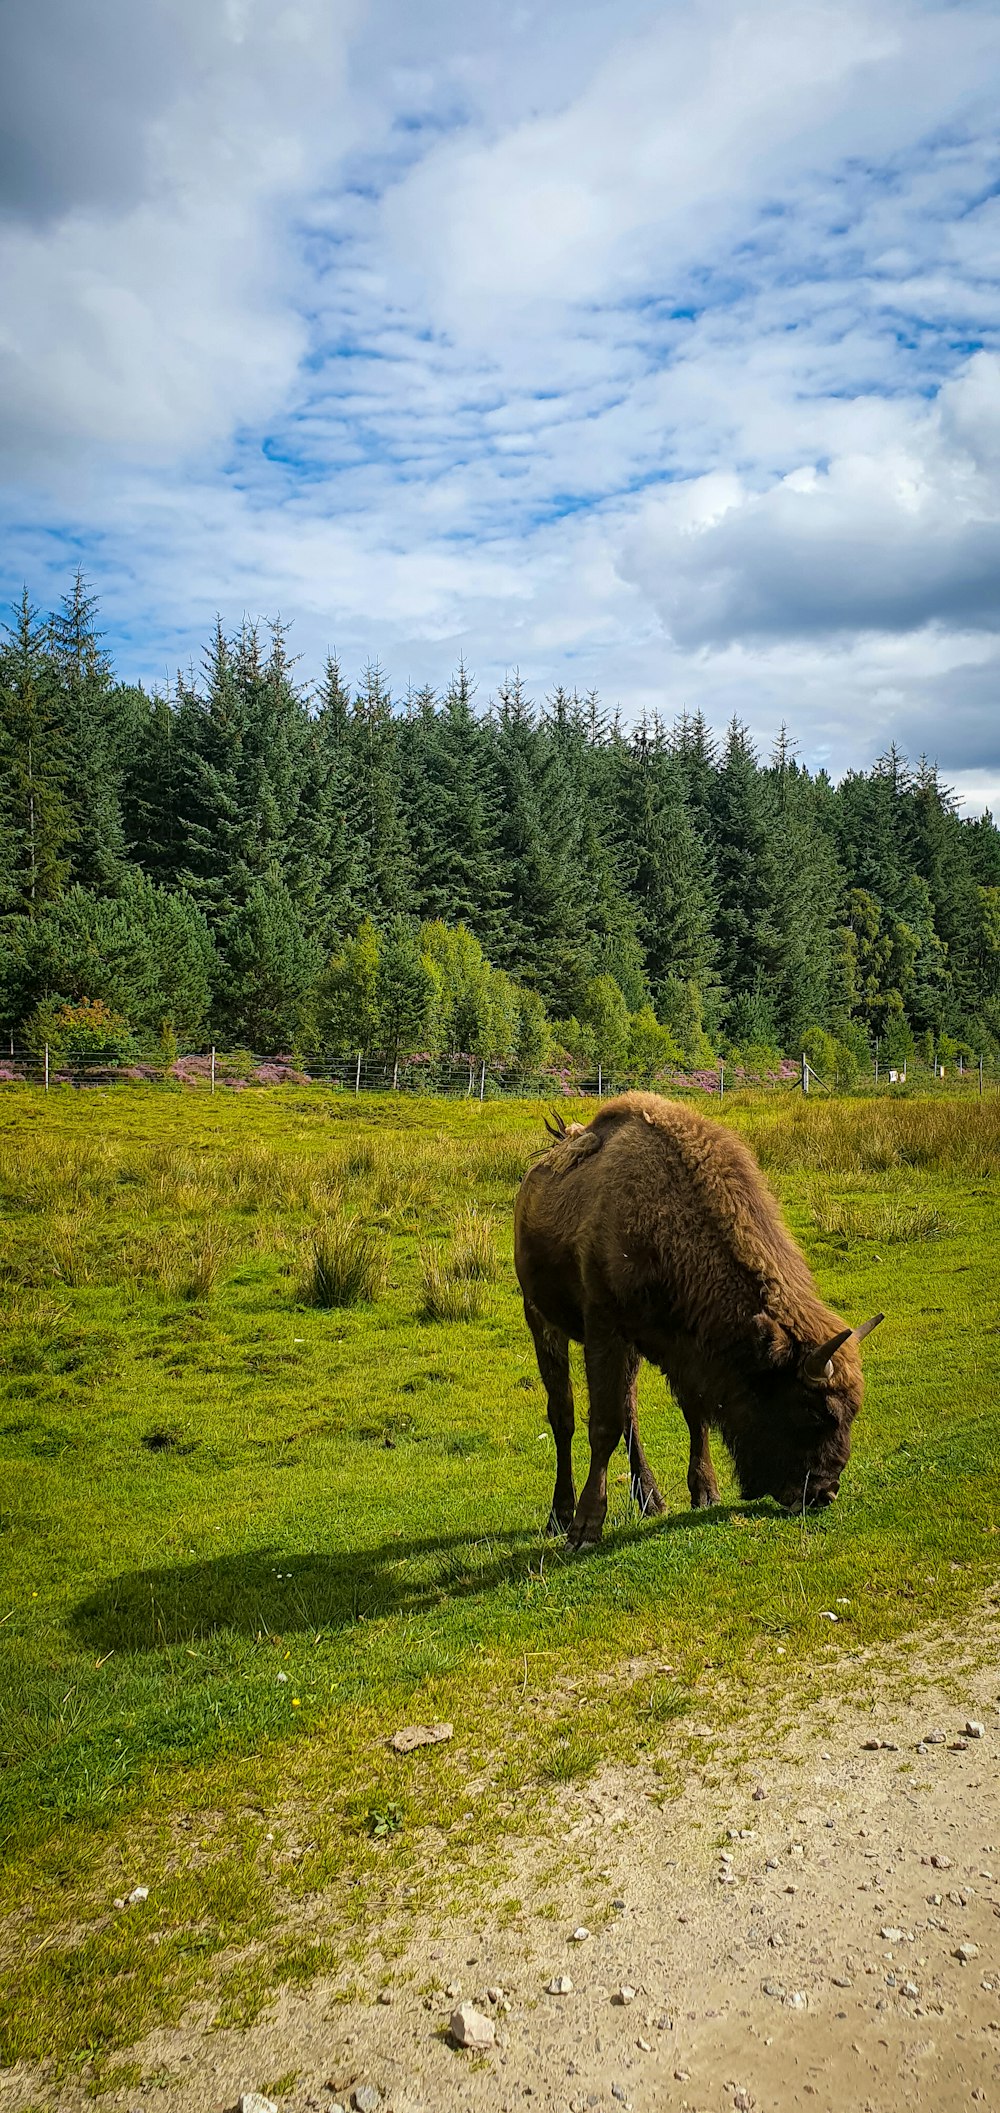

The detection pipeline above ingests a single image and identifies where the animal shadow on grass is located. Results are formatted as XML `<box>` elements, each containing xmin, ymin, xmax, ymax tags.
<box><xmin>70</xmin><ymin>1507</ymin><xmax>749</xmax><ymax>1655</ymax></box>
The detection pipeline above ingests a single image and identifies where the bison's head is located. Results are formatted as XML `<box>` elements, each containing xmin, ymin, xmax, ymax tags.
<box><xmin>737</xmin><ymin>1313</ymin><xmax>883</xmax><ymax>1511</ymax></box>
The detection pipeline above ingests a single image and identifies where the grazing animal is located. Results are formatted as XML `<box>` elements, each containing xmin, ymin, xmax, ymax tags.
<box><xmin>514</xmin><ymin>1093</ymin><xmax>882</xmax><ymax>1546</ymax></box>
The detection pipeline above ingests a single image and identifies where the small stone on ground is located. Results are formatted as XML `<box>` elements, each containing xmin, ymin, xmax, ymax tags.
<box><xmin>450</xmin><ymin>2001</ymin><xmax>496</xmax><ymax>2049</ymax></box>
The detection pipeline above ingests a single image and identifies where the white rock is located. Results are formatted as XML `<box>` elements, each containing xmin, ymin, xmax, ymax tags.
<box><xmin>238</xmin><ymin>2097</ymin><xmax>278</xmax><ymax>2113</ymax></box>
<box><xmin>924</xmin><ymin>1731</ymin><xmax>946</xmax><ymax>1745</ymax></box>
<box><xmin>128</xmin><ymin>1886</ymin><xmax>149</xmax><ymax>1905</ymax></box>
<box><xmin>955</xmin><ymin>1943</ymin><xmax>980</xmax><ymax>1963</ymax></box>
<box><xmin>450</xmin><ymin>2001</ymin><xmax>496</xmax><ymax>2050</ymax></box>
<box><xmin>902</xmin><ymin>1981</ymin><xmax>919</xmax><ymax>1998</ymax></box>
<box><xmin>966</xmin><ymin>1721</ymin><xmax>985</xmax><ymax>1739</ymax></box>
<box><xmin>570</xmin><ymin>1926</ymin><xmax>591</xmax><ymax>1941</ymax></box>
<box><xmin>616</xmin><ymin>1986</ymin><xmax>636</xmax><ymax>2005</ymax></box>
<box><xmin>546</xmin><ymin>1975</ymin><xmax>573</xmax><ymax>1995</ymax></box>
<box><xmin>352</xmin><ymin>2089</ymin><xmax>383</xmax><ymax>2113</ymax></box>
<box><xmin>785</xmin><ymin>1991</ymin><xmax>808</xmax><ymax>2010</ymax></box>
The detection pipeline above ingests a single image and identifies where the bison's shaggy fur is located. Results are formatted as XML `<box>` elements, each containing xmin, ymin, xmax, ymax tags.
<box><xmin>514</xmin><ymin>1092</ymin><xmax>881</xmax><ymax>1545</ymax></box>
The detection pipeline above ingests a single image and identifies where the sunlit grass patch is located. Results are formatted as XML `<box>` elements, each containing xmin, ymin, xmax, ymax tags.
<box><xmin>0</xmin><ymin>1082</ymin><xmax>998</xmax><ymax>2073</ymax></box>
<box><xmin>808</xmin><ymin>1187</ymin><xmax>958</xmax><ymax>1242</ymax></box>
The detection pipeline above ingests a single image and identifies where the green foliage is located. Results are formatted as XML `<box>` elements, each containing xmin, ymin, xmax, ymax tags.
<box><xmin>625</xmin><ymin>1004</ymin><xmax>683</xmax><ymax>1079</ymax></box>
<box><xmin>313</xmin><ymin>917</ymin><xmax>382</xmax><ymax>1050</ymax></box>
<box><xmin>580</xmin><ymin>974</ymin><xmax>630</xmax><ymax>1068</ymax></box>
<box><xmin>3</xmin><ymin>582</ymin><xmax>1000</xmax><ymax>1067</ymax></box>
<box><xmin>26</xmin><ymin>996</ymin><xmax>136</xmax><ymax>1064</ymax></box>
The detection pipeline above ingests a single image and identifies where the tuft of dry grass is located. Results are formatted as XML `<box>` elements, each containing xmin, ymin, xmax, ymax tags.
<box><xmin>473</xmin><ymin>1138</ymin><xmax>532</xmax><ymax>1189</ymax></box>
<box><xmin>450</xmin><ymin>1207</ymin><xmax>500</xmax><ymax>1281</ymax></box>
<box><xmin>419</xmin><ymin>1243</ymin><xmax>492</xmax><ymax>1322</ymax></box>
<box><xmin>300</xmin><ymin>1219</ymin><xmax>389</xmax><ymax>1308</ymax></box>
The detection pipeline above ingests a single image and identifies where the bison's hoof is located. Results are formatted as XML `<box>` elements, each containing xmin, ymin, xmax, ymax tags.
<box><xmin>546</xmin><ymin>1509</ymin><xmax>574</xmax><ymax>1537</ymax></box>
<box><xmin>567</xmin><ymin>1520</ymin><xmax>604</xmax><ymax>1551</ymax></box>
<box><xmin>634</xmin><ymin>1484</ymin><xmax>667</xmax><ymax>1518</ymax></box>
<box><xmin>691</xmin><ymin>1488</ymin><xmax>719</xmax><ymax>1509</ymax></box>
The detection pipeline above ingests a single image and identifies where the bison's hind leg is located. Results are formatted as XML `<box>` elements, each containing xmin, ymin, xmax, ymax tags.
<box><xmin>624</xmin><ymin>1412</ymin><xmax>667</xmax><ymax>1519</ymax></box>
<box><xmin>523</xmin><ymin>1302</ymin><xmax>576</xmax><ymax>1535</ymax></box>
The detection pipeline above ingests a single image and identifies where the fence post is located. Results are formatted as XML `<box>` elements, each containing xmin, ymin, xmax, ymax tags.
<box><xmin>801</xmin><ymin>1052</ymin><xmax>809</xmax><ymax>1095</ymax></box>
<box><xmin>44</xmin><ymin>1042</ymin><xmax>49</xmax><ymax>1091</ymax></box>
<box><xmin>479</xmin><ymin>1060</ymin><xmax>486</xmax><ymax>1102</ymax></box>
<box><xmin>597</xmin><ymin>1062</ymin><xmax>602</xmax><ymax>1099</ymax></box>
<box><xmin>355</xmin><ymin>1051</ymin><xmax>361</xmax><ymax>1094</ymax></box>
<box><xmin>211</xmin><ymin>1046</ymin><xmax>216</xmax><ymax>1095</ymax></box>
<box><xmin>392</xmin><ymin>1060</ymin><xmax>399</xmax><ymax>1090</ymax></box>
<box><xmin>719</xmin><ymin>1061</ymin><xmax>724</xmax><ymax>1099</ymax></box>
<box><xmin>980</xmin><ymin>1055</ymin><xmax>984</xmax><ymax>1098</ymax></box>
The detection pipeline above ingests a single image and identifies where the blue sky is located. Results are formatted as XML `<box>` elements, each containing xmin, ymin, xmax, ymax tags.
<box><xmin>2</xmin><ymin>0</ymin><xmax>999</xmax><ymax>804</ymax></box>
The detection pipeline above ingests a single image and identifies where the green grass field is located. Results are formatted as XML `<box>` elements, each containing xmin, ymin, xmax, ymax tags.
<box><xmin>1</xmin><ymin>1084</ymin><xmax>999</xmax><ymax>2076</ymax></box>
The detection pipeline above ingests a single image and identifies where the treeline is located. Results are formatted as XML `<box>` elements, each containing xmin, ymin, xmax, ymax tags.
<box><xmin>2</xmin><ymin>576</ymin><xmax>1000</xmax><ymax>1074</ymax></box>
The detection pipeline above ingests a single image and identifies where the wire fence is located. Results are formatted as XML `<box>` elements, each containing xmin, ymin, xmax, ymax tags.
<box><xmin>0</xmin><ymin>1045</ymin><xmax>994</xmax><ymax>1099</ymax></box>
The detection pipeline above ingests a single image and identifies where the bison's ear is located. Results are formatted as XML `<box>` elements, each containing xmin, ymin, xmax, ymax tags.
<box><xmin>750</xmin><ymin>1314</ymin><xmax>794</xmax><ymax>1368</ymax></box>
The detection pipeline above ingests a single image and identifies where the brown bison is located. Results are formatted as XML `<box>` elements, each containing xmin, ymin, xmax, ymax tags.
<box><xmin>514</xmin><ymin>1092</ymin><xmax>882</xmax><ymax>1546</ymax></box>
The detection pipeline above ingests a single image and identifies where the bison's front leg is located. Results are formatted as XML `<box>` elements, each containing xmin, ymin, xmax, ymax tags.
<box><xmin>523</xmin><ymin>1302</ymin><xmax>577</xmax><ymax>1534</ymax></box>
<box><xmin>680</xmin><ymin>1400</ymin><xmax>720</xmax><ymax>1509</ymax></box>
<box><xmin>569</xmin><ymin>1326</ymin><xmax>641</xmax><ymax>1549</ymax></box>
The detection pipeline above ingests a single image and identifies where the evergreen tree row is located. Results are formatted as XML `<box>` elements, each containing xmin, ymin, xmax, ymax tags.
<box><xmin>3</xmin><ymin>577</ymin><xmax>1000</xmax><ymax>1069</ymax></box>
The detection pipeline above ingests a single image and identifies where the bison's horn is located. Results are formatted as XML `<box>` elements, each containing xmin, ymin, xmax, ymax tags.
<box><xmin>544</xmin><ymin>1111</ymin><xmax>568</xmax><ymax>1139</ymax></box>
<box><xmin>804</xmin><ymin>1311</ymin><xmax>885</xmax><ymax>1382</ymax></box>
<box><xmin>804</xmin><ymin>1328</ymin><xmax>854</xmax><ymax>1382</ymax></box>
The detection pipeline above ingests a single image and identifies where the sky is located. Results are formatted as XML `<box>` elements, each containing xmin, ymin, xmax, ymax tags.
<box><xmin>1</xmin><ymin>0</ymin><xmax>999</xmax><ymax>806</ymax></box>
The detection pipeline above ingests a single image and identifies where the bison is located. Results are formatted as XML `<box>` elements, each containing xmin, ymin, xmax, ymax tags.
<box><xmin>513</xmin><ymin>1092</ymin><xmax>882</xmax><ymax>1546</ymax></box>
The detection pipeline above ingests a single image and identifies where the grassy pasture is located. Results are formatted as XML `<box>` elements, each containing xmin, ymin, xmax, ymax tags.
<box><xmin>1</xmin><ymin>1084</ymin><xmax>999</xmax><ymax>2073</ymax></box>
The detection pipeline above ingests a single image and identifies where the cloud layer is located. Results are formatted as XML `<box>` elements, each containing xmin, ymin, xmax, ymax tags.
<box><xmin>1</xmin><ymin>0</ymin><xmax>999</xmax><ymax>804</ymax></box>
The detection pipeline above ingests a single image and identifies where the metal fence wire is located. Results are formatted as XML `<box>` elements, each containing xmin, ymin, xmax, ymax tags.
<box><xmin>0</xmin><ymin>1046</ymin><xmax>992</xmax><ymax>1098</ymax></box>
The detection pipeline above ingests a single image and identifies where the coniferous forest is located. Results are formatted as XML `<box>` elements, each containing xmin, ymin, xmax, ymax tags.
<box><xmin>3</xmin><ymin>576</ymin><xmax>1000</xmax><ymax>1081</ymax></box>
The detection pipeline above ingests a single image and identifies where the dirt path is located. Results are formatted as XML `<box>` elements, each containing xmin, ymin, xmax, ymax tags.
<box><xmin>7</xmin><ymin>1639</ymin><xmax>1000</xmax><ymax>2113</ymax></box>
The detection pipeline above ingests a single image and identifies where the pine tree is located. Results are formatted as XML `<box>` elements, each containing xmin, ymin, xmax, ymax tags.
<box><xmin>49</xmin><ymin>573</ymin><xmax>125</xmax><ymax>891</ymax></box>
<box><xmin>491</xmin><ymin>673</ymin><xmax>593</xmax><ymax>1013</ymax></box>
<box><xmin>121</xmin><ymin>687</ymin><xmax>186</xmax><ymax>886</ymax></box>
<box><xmin>0</xmin><ymin>590</ymin><xmax>71</xmax><ymax>916</ymax></box>
<box><xmin>349</xmin><ymin>662</ymin><xmax>414</xmax><ymax>919</ymax></box>
<box><xmin>398</xmin><ymin>663</ymin><xmax>506</xmax><ymax>948</ymax></box>
<box><xmin>709</xmin><ymin>721</ymin><xmax>782</xmax><ymax>1037</ymax></box>
<box><xmin>304</xmin><ymin>653</ymin><xmax>361</xmax><ymax>945</ymax></box>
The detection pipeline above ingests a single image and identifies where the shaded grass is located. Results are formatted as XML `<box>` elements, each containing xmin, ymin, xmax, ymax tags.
<box><xmin>0</xmin><ymin>1084</ymin><xmax>997</xmax><ymax>2069</ymax></box>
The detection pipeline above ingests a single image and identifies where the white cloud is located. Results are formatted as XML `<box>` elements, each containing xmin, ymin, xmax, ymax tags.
<box><xmin>0</xmin><ymin>0</ymin><xmax>362</xmax><ymax>468</ymax></box>
<box><xmin>618</xmin><ymin>352</ymin><xmax>1000</xmax><ymax>645</ymax></box>
<box><xmin>1</xmin><ymin>0</ymin><xmax>1000</xmax><ymax>788</ymax></box>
